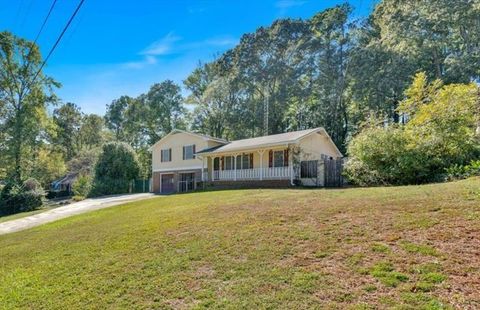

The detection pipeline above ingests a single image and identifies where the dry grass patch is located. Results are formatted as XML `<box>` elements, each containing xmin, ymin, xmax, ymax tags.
<box><xmin>0</xmin><ymin>178</ymin><xmax>479</xmax><ymax>309</ymax></box>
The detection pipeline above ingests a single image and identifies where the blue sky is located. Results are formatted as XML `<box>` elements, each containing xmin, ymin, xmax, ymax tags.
<box><xmin>1</xmin><ymin>0</ymin><xmax>375</xmax><ymax>115</ymax></box>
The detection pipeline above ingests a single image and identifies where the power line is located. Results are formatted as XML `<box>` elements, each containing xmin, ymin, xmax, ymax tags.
<box><xmin>22</xmin><ymin>0</ymin><xmax>59</xmax><ymax>78</ymax></box>
<box><xmin>63</xmin><ymin>7</ymin><xmax>85</xmax><ymax>48</ymax></box>
<box><xmin>32</xmin><ymin>0</ymin><xmax>58</xmax><ymax>45</ymax></box>
<box><xmin>27</xmin><ymin>0</ymin><xmax>85</xmax><ymax>90</ymax></box>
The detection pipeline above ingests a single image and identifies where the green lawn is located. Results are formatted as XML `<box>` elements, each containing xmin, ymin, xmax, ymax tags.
<box><xmin>1</xmin><ymin>178</ymin><xmax>479</xmax><ymax>309</ymax></box>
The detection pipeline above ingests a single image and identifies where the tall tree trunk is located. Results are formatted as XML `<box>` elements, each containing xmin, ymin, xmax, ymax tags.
<box><xmin>13</xmin><ymin>104</ymin><xmax>23</xmax><ymax>182</ymax></box>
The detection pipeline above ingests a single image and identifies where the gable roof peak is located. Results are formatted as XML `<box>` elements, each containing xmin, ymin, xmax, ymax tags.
<box><xmin>149</xmin><ymin>129</ymin><xmax>228</xmax><ymax>150</ymax></box>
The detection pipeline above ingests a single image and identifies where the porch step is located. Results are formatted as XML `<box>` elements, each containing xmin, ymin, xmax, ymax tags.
<box><xmin>202</xmin><ymin>180</ymin><xmax>292</xmax><ymax>190</ymax></box>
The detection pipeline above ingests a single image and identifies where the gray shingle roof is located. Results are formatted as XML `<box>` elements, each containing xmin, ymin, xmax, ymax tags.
<box><xmin>196</xmin><ymin>128</ymin><xmax>324</xmax><ymax>154</ymax></box>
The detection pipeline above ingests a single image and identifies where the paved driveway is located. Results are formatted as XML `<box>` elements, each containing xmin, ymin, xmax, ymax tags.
<box><xmin>0</xmin><ymin>193</ymin><xmax>156</xmax><ymax>235</ymax></box>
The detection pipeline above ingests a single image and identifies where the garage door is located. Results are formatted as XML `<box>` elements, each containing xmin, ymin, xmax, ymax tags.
<box><xmin>161</xmin><ymin>174</ymin><xmax>175</xmax><ymax>194</ymax></box>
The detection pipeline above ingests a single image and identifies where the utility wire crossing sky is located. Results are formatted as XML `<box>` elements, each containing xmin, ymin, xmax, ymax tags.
<box><xmin>0</xmin><ymin>0</ymin><xmax>374</xmax><ymax>115</ymax></box>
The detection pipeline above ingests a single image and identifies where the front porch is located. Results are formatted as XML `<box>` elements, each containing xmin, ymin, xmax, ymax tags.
<box><xmin>209</xmin><ymin>166</ymin><xmax>291</xmax><ymax>181</ymax></box>
<box><xmin>199</xmin><ymin>147</ymin><xmax>295</xmax><ymax>184</ymax></box>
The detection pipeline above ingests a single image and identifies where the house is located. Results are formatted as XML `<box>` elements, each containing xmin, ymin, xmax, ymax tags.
<box><xmin>50</xmin><ymin>173</ymin><xmax>78</xmax><ymax>194</ymax></box>
<box><xmin>150</xmin><ymin>128</ymin><xmax>342</xmax><ymax>194</ymax></box>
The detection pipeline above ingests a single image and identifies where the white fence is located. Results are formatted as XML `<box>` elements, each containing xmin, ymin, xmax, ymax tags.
<box><xmin>206</xmin><ymin>167</ymin><xmax>291</xmax><ymax>181</ymax></box>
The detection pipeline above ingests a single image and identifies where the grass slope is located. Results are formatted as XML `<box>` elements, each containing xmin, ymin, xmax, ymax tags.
<box><xmin>1</xmin><ymin>178</ymin><xmax>479</xmax><ymax>309</ymax></box>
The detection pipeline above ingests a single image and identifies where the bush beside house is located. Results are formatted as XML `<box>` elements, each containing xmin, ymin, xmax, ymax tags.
<box><xmin>345</xmin><ymin>73</ymin><xmax>480</xmax><ymax>186</ymax></box>
<box><xmin>344</xmin><ymin>127</ymin><xmax>430</xmax><ymax>186</ymax></box>
<box><xmin>89</xmin><ymin>142</ymin><xmax>140</xmax><ymax>196</ymax></box>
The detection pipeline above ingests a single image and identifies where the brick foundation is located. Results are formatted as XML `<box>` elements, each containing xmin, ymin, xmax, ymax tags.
<box><xmin>202</xmin><ymin>179</ymin><xmax>292</xmax><ymax>190</ymax></box>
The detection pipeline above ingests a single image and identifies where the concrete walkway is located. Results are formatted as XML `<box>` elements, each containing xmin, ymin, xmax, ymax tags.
<box><xmin>0</xmin><ymin>193</ymin><xmax>156</xmax><ymax>235</ymax></box>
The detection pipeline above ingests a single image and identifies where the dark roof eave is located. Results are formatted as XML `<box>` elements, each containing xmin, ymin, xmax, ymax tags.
<box><xmin>195</xmin><ymin>144</ymin><xmax>228</xmax><ymax>155</ymax></box>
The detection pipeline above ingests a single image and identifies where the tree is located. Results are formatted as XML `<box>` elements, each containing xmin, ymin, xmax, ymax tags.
<box><xmin>123</xmin><ymin>97</ymin><xmax>149</xmax><ymax>149</ymax></box>
<box><xmin>78</xmin><ymin>114</ymin><xmax>105</xmax><ymax>150</ymax></box>
<box><xmin>347</xmin><ymin>0</ymin><xmax>480</xmax><ymax>133</ymax></box>
<box><xmin>142</xmin><ymin>80</ymin><xmax>186</xmax><ymax>144</ymax></box>
<box><xmin>399</xmin><ymin>74</ymin><xmax>480</xmax><ymax>169</ymax></box>
<box><xmin>0</xmin><ymin>31</ymin><xmax>59</xmax><ymax>182</ymax></box>
<box><xmin>67</xmin><ymin>148</ymin><xmax>100</xmax><ymax>176</ymax></box>
<box><xmin>185</xmin><ymin>63</ymin><xmax>237</xmax><ymax>139</ymax></box>
<box><xmin>301</xmin><ymin>4</ymin><xmax>353</xmax><ymax>149</ymax></box>
<box><xmin>348</xmin><ymin>17</ymin><xmax>415</xmax><ymax>127</ymax></box>
<box><xmin>217</xmin><ymin>18</ymin><xmax>309</xmax><ymax>137</ymax></box>
<box><xmin>30</xmin><ymin>147</ymin><xmax>66</xmax><ymax>187</ymax></box>
<box><xmin>52</xmin><ymin>102</ymin><xmax>82</xmax><ymax>160</ymax></box>
<box><xmin>104</xmin><ymin>96</ymin><xmax>133</xmax><ymax>141</ymax></box>
<box><xmin>90</xmin><ymin>142</ymin><xmax>140</xmax><ymax>196</ymax></box>
<box><xmin>184</xmin><ymin>5</ymin><xmax>354</xmax><ymax>150</ymax></box>
<box><xmin>372</xmin><ymin>0</ymin><xmax>480</xmax><ymax>83</ymax></box>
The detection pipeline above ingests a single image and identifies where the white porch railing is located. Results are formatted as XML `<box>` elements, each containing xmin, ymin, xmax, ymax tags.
<box><xmin>206</xmin><ymin>167</ymin><xmax>291</xmax><ymax>181</ymax></box>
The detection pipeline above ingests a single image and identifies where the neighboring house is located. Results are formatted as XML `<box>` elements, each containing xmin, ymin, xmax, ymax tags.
<box><xmin>50</xmin><ymin>173</ymin><xmax>78</xmax><ymax>194</ymax></box>
<box><xmin>151</xmin><ymin>128</ymin><xmax>342</xmax><ymax>194</ymax></box>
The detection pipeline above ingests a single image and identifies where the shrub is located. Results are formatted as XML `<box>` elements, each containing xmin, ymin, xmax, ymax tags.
<box><xmin>466</xmin><ymin>160</ymin><xmax>480</xmax><ymax>176</ymax></box>
<box><xmin>23</xmin><ymin>178</ymin><xmax>42</xmax><ymax>191</ymax></box>
<box><xmin>72</xmin><ymin>174</ymin><xmax>92</xmax><ymax>197</ymax></box>
<box><xmin>89</xmin><ymin>142</ymin><xmax>140</xmax><ymax>197</ymax></box>
<box><xmin>343</xmin><ymin>157</ymin><xmax>386</xmax><ymax>186</ymax></box>
<box><xmin>445</xmin><ymin>160</ymin><xmax>480</xmax><ymax>181</ymax></box>
<box><xmin>90</xmin><ymin>178</ymin><xmax>132</xmax><ymax>196</ymax></box>
<box><xmin>345</xmin><ymin>75</ymin><xmax>479</xmax><ymax>186</ymax></box>
<box><xmin>72</xmin><ymin>195</ymin><xmax>85</xmax><ymax>202</ymax></box>
<box><xmin>344</xmin><ymin>126</ymin><xmax>430</xmax><ymax>185</ymax></box>
<box><xmin>0</xmin><ymin>179</ymin><xmax>44</xmax><ymax>215</ymax></box>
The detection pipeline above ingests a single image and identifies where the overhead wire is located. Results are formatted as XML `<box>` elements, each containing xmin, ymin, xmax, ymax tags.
<box><xmin>26</xmin><ymin>0</ymin><xmax>86</xmax><ymax>91</ymax></box>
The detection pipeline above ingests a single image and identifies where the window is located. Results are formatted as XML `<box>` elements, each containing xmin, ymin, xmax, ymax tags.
<box><xmin>242</xmin><ymin>154</ymin><xmax>250</xmax><ymax>169</ymax></box>
<box><xmin>161</xmin><ymin>149</ymin><xmax>171</xmax><ymax>162</ymax></box>
<box><xmin>224</xmin><ymin>156</ymin><xmax>234</xmax><ymax>170</ymax></box>
<box><xmin>274</xmin><ymin>151</ymin><xmax>284</xmax><ymax>167</ymax></box>
<box><xmin>269</xmin><ymin>149</ymin><xmax>289</xmax><ymax>168</ymax></box>
<box><xmin>183</xmin><ymin>145</ymin><xmax>195</xmax><ymax>160</ymax></box>
<box><xmin>236</xmin><ymin>153</ymin><xmax>252</xmax><ymax>169</ymax></box>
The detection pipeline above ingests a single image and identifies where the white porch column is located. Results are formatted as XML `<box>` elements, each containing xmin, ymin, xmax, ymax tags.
<box><xmin>233</xmin><ymin>154</ymin><xmax>237</xmax><ymax>181</ymax></box>
<box><xmin>289</xmin><ymin>146</ymin><xmax>294</xmax><ymax>185</ymax></box>
<box><xmin>201</xmin><ymin>156</ymin><xmax>205</xmax><ymax>182</ymax></box>
<box><xmin>211</xmin><ymin>156</ymin><xmax>215</xmax><ymax>181</ymax></box>
<box><xmin>258</xmin><ymin>150</ymin><xmax>265</xmax><ymax>181</ymax></box>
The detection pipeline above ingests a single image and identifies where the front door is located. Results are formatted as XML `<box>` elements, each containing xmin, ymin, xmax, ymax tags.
<box><xmin>161</xmin><ymin>174</ymin><xmax>175</xmax><ymax>194</ymax></box>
